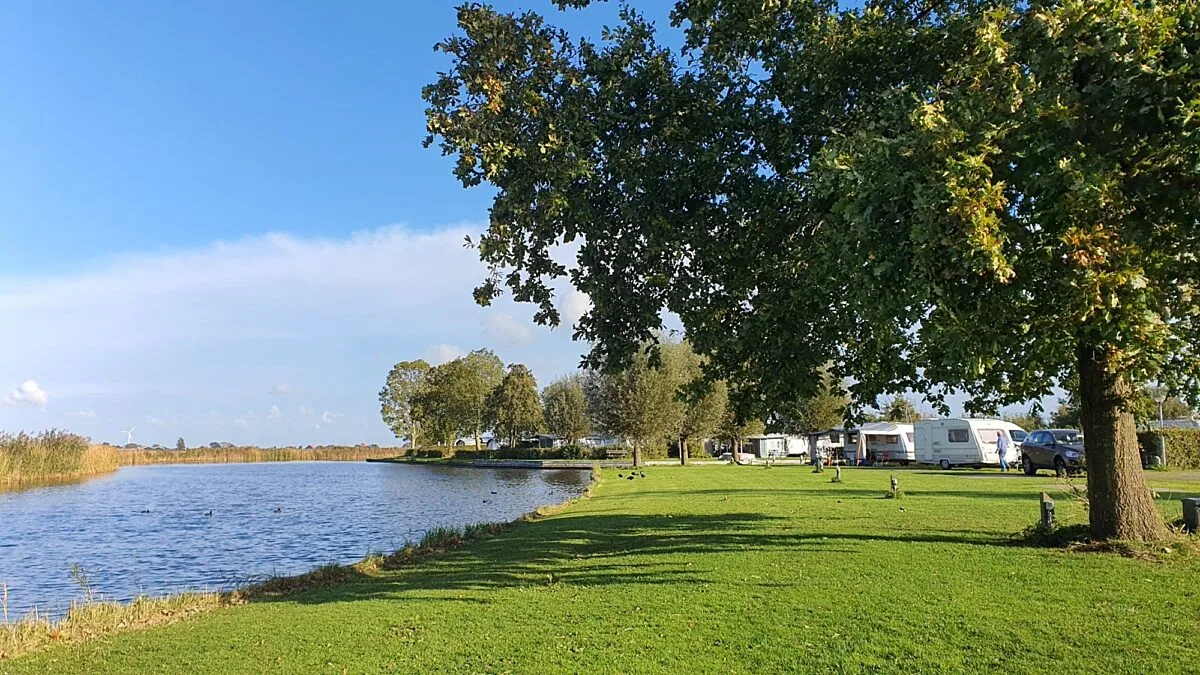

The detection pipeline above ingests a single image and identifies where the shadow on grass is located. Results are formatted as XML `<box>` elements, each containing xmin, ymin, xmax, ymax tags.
<box><xmin>631</xmin><ymin>487</ymin><xmax>1055</xmax><ymax>501</ymax></box>
<box><xmin>251</xmin><ymin>511</ymin><xmax>1012</xmax><ymax>608</ymax></box>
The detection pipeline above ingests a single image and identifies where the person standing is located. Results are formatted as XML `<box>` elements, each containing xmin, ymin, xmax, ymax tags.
<box><xmin>997</xmin><ymin>432</ymin><xmax>1010</xmax><ymax>472</ymax></box>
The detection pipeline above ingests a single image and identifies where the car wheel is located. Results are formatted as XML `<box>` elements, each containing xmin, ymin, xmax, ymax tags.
<box><xmin>1054</xmin><ymin>456</ymin><xmax>1067</xmax><ymax>478</ymax></box>
<box><xmin>939</xmin><ymin>458</ymin><xmax>951</xmax><ymax>471</ymax></box>
<box><xmin>1022</xmin><ymin>456</ymin><xmax>1036</xmax><ymax>476</ymax></box>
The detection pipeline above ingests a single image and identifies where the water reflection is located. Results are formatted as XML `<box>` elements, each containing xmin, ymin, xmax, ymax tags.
<box><xmin>0</xmin><ymin>462</ymin><xmax>588</xmax><ymax>616</ymax></box>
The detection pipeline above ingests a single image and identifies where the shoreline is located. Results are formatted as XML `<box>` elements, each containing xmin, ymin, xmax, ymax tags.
<box><xmin>1</xmin><ymin>446</ymin><xmax>403</xmax><ymax>492</ymax></box>
<box><xmin>0</xmin><ymin>466</ymin><xmax>601</xmax><ymax>661</ymax></box>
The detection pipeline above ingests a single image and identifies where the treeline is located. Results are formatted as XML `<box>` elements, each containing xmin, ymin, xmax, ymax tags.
<box><xmin>379</xmin><ymin>339</ymin><xmax>852</xmax><ymax>465</ymax></box>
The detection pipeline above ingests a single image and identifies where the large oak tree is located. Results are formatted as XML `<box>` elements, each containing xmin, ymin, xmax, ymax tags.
<box><xmin>424</xmin><ymin>0</ymin><xmax>1200</xmax><ymax>540</ymax></box>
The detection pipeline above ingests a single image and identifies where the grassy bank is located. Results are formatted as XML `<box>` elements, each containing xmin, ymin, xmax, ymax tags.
<box><xmin>117</xmin><ymin>445</ymin><xmax>400</xmax><ymax>466</ymax></box>
<box><xmin>0</xmin><ymin>432</ymin><xmax>119</xmax><ymax>489</ymax></box>
<box><xmin>5</xmin><ymin>467</ymin><xmax>1200</xmax><ymax>673</ymax></box>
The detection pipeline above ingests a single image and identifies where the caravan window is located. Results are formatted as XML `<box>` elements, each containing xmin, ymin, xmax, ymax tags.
<box><xmin>884</xmin><ymin>435</ymin><xmax>900</xmax><ymax>444</ymax></box>
<box><xmin>947</xmin><ymin>428</ymin><xmax>969</xmax><ymax>443</ymax></box>
<box><xmin>977</xmin><ymin>429</ymin><xmax>1002</xmax><ymax>444</ymax></box>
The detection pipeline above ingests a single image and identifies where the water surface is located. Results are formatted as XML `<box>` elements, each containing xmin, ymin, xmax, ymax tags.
<box><xmin>0</xmin><ymin>461</ymin><xmax>588</xmax><ymax>616</ymax></box>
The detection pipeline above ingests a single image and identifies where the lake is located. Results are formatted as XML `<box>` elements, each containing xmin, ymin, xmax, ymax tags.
<box><xmin>0</xmin><ymin>461</ymin><xmax>589</xmax><ymax>617</ymax></box>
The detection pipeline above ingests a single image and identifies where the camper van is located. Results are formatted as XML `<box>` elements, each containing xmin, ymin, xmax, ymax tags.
<box><xmin>915</xmin><ymin>418</ymin><xmax>1025</xmax><ymax>469</ymax></box>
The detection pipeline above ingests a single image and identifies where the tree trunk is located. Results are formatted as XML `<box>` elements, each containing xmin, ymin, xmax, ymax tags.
<box><xmin>680</xmin><ymin>436</ymin><xmax>688</xmax><ymax>466</ymax></box>
<box><xmin>410</xmin><ymin>416</ymin><xmax>419</xmax><ymax>451</ymax></box>
<box><xmin>475</xmin><ymin>428</ymin><xmax>482</xmax><ymax>451</ymax></box>
<box><xmin>1077</xmin><ymin>344</ymin><xmax>1164</xmax><ymax>541</ymax></box>
<box><xmin>633</xmin><ymin>442</ymin><xmax>643</xmax><ymax>468</ymax></box>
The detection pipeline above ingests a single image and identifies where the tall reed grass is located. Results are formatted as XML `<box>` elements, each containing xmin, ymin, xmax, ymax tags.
<box><xmin>0</xmin><ymin>431</ymin><xmax>118</xmax><ymax>488</ymax></box>
<box><xmin>118</xmin><ymin>445</ymin><xmax>399</xmax><ymax>466</ymax></box>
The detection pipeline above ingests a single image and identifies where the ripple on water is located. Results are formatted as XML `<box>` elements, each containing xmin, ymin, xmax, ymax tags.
<box><xmin>0</xmin><ymin>462</ymin><xmax>588</xmax><ymax>616</ymax></box>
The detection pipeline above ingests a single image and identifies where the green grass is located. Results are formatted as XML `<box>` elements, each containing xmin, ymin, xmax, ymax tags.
<box><xmin>7</xmin><ymin>467</ymin><xmax>1200</xmax><ymax>673</ymax></box>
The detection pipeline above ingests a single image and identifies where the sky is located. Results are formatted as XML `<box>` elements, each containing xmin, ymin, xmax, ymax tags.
<box><xmin>0</xmin><ymin>1</ymin><xmax>1038</xmax><ymax>447</ymax></box>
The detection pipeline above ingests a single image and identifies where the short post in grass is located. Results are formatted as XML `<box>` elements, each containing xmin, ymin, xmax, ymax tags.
<box><xmin>830</xmin><ymin>464</ymin><xmax>842</xmax><ymax>483</ymax></box>
<box><xmin>1040</xmin><ymin>493</ymin><xmax>1055</xmax><ymax>529</ymax></box>
<box><xmin>813</xmin><ymin>455</ymin><xmax>824</xmax><ymax>474</ymax></box>
<box><xmin>885</xmin><ymin>474</ymin><xmax>901</xmax><ymax>499</ymax></box>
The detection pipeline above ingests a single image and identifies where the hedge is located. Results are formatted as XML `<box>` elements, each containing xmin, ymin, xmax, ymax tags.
<box><xmin>1137</xmin><ymin>429</ymin><xmax>1200</xmax><ymax>470</ymax></box>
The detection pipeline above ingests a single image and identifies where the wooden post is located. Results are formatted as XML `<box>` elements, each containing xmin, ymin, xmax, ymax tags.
<box><xmin>890</xmin><ymin>475</ymin><xmax>898</xmax><ymax>494</ymax></box>
<box><xmin>835</xmin><ymin>465</ymin><xmax>841</xmax><ymax>481</ymax></box>
<box><xmin>1040</xmin><ymin>493</ymin><xmax>1056</xmax><ymax>529</ymax></box>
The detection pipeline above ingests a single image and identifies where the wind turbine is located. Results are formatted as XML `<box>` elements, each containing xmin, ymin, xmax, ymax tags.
<box><xmin>120</xmin><ymin>426</ymin><xmax>136</xmax><ymax>445</ymax></box>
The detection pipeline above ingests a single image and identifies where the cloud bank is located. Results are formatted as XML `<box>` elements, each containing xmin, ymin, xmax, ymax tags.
<box><xmin>0</xmin><ymin>226</ymin><xmax>587</xmax><ymax>445</ymax></box>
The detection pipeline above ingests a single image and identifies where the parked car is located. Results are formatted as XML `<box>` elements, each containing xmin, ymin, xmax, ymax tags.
<box><xmin>1020</xmin><ymin>429</ymin><xmax>1085</xmax><ymax>476</ymax></box>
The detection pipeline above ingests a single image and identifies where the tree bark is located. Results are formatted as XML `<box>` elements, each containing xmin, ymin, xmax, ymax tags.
<box><xmin>475</xmin><ymin>428</ymin><xmax>482</xmax><ymax>451</ymax></box>
<box><xmin>680</xmin><ymin>436</ymin><xmax>689</xmax><ymax>466</ymax></box>
<box><xmin>633</xmin><ymin>442</ymin><xmax>643</xmax><ymax>468</ymax></box>
<box><xmin>1077</xmin><ymin>343</ymin><xmax>1164</xmax><ymax>541</ymax></box>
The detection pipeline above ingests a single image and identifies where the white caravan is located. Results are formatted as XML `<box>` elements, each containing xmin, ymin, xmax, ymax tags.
<box><xmin>748</xmin><ymin>434</ymin><xmax>810</xmax><ymax>460</ymax></box>
<box><xmin>915</xmin><ymin>418</ymin><xmax>1025</xmax><ymax>469</ymax></box>
<box><xmin>858</xmin><ymin>422</ymin><xmax>917</xmax><ymax>464</ymax></box>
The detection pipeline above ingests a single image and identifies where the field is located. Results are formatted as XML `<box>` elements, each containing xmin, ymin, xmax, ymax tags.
<box><xmin>5</xmin><ymin>466</ymin><xmax>1200</xmax><ymax>673</ymax></box>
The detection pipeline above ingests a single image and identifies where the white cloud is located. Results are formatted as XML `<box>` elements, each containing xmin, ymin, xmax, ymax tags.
<box><xmin>0</xmin><ymin>225</ymin><xmax>590</xmax><ymax>443</ymax></box>
<box><xmin>484</xmin><ymin>313</ymin><xmax>534</xmax><ymax>346</ymax></box>
<box><xmin>5</xmin><ymin>380</ymin><xmax>47</xmax><ymax>407</ymax></box>
<box><xmin>425</xmin><ymin>343</ymin><xmax>464</xmax><ymax>365</ymax></box>
<box><xmin>559</xmin><ymin>289</ymin><xmax>592</xmax><ymax>328</ymax></box>
<box><xmin>296</xmin><ymin>406</ymin><xmax>314</xmax><ymax>417</ymax></box>
<box><xmin>65</xmin><ymin>409</ymin><xmax>96</xmax><ymax>418</ymax></box>
<box><xmin>146</xmin><ymin>416</ymin><xmax>165</xmax><ymax>426</ymax></box>
<box><xmin>233</xmin><ymin>417</ymin><xmax>250</xmax><ymax>429</ymax></box>
<box><xmin>320</xmin><ymin>411</ymin><xmax>343</xmax><ymax>425</ymax></box>
<box><xmin>267</xmin><ymin>405</ymin><xmax>283</xmax><ymax>421</ymax></box>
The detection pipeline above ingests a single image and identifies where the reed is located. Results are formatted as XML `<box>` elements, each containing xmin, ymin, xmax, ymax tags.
<box><xmin>0</xmin><ymin>432</ymin><xmax>119</xmax><ymax>488</ymax></box>
<box><xmin>117</xmin><ymin>445</ymin><xmax>399</xmax><ymax>466</ymax></box>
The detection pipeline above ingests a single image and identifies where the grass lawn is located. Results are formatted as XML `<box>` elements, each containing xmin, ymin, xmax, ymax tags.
<box><xmin>8</xmin><ymin>466</ymin><xmax>1200</xmax><ymax>673</ymax></box>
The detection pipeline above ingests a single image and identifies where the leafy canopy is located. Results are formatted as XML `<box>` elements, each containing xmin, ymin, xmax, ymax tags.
<box><xmin>425</xmin><ymin>0</ymin><xmax>1200</xmax><ymax>420</ymax></box>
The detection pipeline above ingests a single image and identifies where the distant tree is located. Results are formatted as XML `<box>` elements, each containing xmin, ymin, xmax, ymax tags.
<box><xmin>663</xmin><ymin>341</ymin><xmax>727</xmax><ymax>465</ymax></box>
<box><xmin>881</xmin><ymin>395</ymin><xmax>921</xmax><ymax>424</ymax></box>
<box><xmin>487</xmin><ymin>364</ymin><xmax>545</xmax><ymax>448</ymax></box>
<box><xmin>412</xmin><ymin>364</ymin><xmax>461</xmax><ymax>447</ymax></box>
<box><xmin>1004</xmin><ymin>407</ymin><xmax>1046</xmax><ymax>433</ymax></box>
<box><xmin>176</xmin><ymin>437</ymin><xmax>186</xmax><ymax>451</ymax></box>
<box><xmin>771</xmin><ymin>369</ymin><xmax>849</xmax><ymax>433</ymax></box>
<box><xmin>458</xmin><ymin>349</ymin><xmax>506</xmax><ymax>449</ymax></box>
<box><xmin>716</xmin><ymin>407</ymin><xmax>765</xmax><ymax>460</ymax></box>
<box><xmin>1129</xmin><ymin>386</ymin><xmax>1194</xmax><ymax>429</ymax></box>
<box><xmin>379</xmin><ymin>359</ymin><xmax>431</xmax><ymax>449</ymax></box>
<box><xmin>584</xmin><ymin>344</ymin><xmax>683</xmax><ymax>467</ymax></box>
<box><xmin>413</xmin><ymin>350</ymin><xmax>505</xmax><ymax>448</ymax></box>
<box><xmin>1051</xmin><ymin>400</ymin><xmax>1081</xmax><ymax>429</ymax></box>
<box><xmin>542</xmin><ymin>375</ymin><xmax>590</xmax><ymax>445</ymax></box>
<box><xmin>209</xmin><ymin>441</ymin><xmax>221</xmax><ymax>449</ymax></box>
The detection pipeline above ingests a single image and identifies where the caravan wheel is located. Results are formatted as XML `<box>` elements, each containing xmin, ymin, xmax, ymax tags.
<box><xmin>939</xmin><ymin>459</ymin><xmax>951</xmax><ymax>471</ymax></box>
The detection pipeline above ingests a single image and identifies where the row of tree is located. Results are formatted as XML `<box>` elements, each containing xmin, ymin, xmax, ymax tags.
<box><xmin>380</xmin><ymin>340</ymin><xmax>949</xmax><ymax>466</ymax></box>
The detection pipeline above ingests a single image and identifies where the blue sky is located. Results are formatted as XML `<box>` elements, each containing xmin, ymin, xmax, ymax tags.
<box><xmin>0</xmin><ymin>1</ymin><xmax>1039</xmax><ymax>447</ymax></box>
<box><xmin>1</xmin><ymin>0</ymin><xmax>675</xmax><ymax>447</ymax></box>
